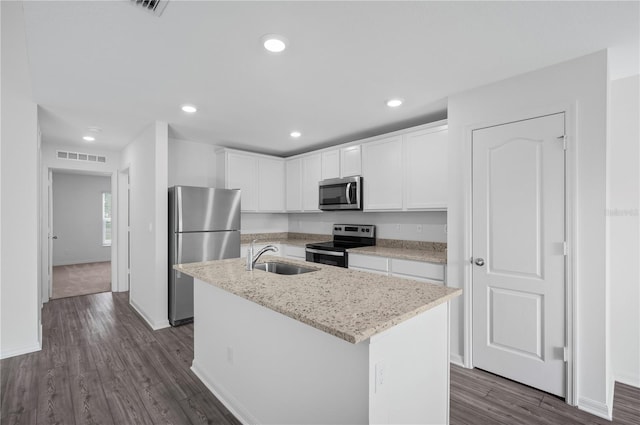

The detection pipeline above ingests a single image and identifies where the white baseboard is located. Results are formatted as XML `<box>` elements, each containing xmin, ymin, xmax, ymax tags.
<box><xmin>0</xmin><ymin>342</ymin><xmax>41</xmax><ymax>360</ymax></box>
<box><xmin>578</xmin><ymin>396</ymin><xmax>612</xmax><ymax>421</ymax></box>
<box><xmin>129</xmin><ymin>298</ymin><xmax>170</xmax><ymax>330</ymax></box>
<box><xmin>450</xmin><ymin>353</ymin><xmax>465</xmax><ymax>367</ymax></box>
<box><xmin>615</xmin><ymin>373</ymin><xmax>640</xmax><ymax>389</ymax></box>
<box><xmin>191</xmin><ymin>360</ymin><xmax>259</xmax><ymax>425</ymax></box>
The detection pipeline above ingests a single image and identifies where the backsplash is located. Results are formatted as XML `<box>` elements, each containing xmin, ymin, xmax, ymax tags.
<box><xmin>288</xmin><ymin>211</ymin><xmax>447</xmax><ymax>243</ymax></box>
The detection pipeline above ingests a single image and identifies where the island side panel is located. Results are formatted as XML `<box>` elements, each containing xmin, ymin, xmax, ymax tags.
<box><xmin>192</xmin><ymin>278</ymin><xmax>370</xmax><ymax>425</ymax></box>
<box><xmin>368</xmin><ymin>302</ymin><xmax>450</xmax><ymax>425</ymax></box>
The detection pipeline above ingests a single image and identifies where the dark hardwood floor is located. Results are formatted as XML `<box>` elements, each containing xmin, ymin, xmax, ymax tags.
<box><xmin>1</xmin><ymin>291</ymin><xmax>638</xmax><ymax>425</ymax></box>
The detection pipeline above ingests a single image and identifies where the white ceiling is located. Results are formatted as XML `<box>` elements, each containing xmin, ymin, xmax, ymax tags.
<box><xmin>23</xmin><ymin>1</ymin><xmax>639</xmax><ymax>156</ymax></box>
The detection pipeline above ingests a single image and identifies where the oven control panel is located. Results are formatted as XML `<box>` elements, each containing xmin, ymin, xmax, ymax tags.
<box><xmin>332</xmin><ymin>224</ymin><xmax>375</xmax><ymax>238</ymax></box>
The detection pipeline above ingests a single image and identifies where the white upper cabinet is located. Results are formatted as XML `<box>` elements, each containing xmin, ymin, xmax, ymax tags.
<box><xmin>217</xmin><ymin>149</ymin><xmax>285</xmax><ymax>212</ymax></box>
<box><xmin>361</xmin><ymin>122</ymin><xmax>447</xmax><ymax>212</ymax></box>
<box><xmin>403</xmin><ymin>127</ymin><xmax>448</xmax><ymax>210</ymax></box>
<box><xmin>225</xmin><ymin>152</ymin><xmax>258</xmax><ymax>211</ymax></box>
<box><xmin>362</xmin><ymin>136</ymin><xmax>404</xmax><ymax>210</ymax></box>
<box><xmin>221</xmin><ymin>120</ymin><xmax>446</xmax><ymax>213</ymax></box>
<box><xmin>321</xmin><ymin>150</ymin><xmax>340</xmax><ymax>180</ymax></box>
<box><xmin>321</xmin><ymin>146</ymin><xmax>362</xmax><ymax>180</ymax></box>
<box><xmin>258</xmin><ymin>157</ymin><xmax>286</xmax><ymax>212</ymax></box>
<box><xmin>340</xmin><ymin>145</ymin><xmax>361</xmax><ymax>177</ymax></box>
<box><xmin>286</xmin><ymin>158</ymin><xmax>302</xmax><ymax>211</ymax></box>
<box><xmin>301</xmin><ymin>154</ymin><xmax>322</xmax><ymax>211</ymax></box>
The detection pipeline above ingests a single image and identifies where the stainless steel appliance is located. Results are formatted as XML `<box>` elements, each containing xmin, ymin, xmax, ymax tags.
<box><xmin>169</xmin><ymin>186</ymin><xmax>241</xmax><ymax>326</ymax></box>
<box><xmin>318</xmin><ymin>176</ymin><xmax>362</xmax><ymax>211</ymax></box>
<box><xmin>306</xmin><ymin>224</ymin><xmax>375</xmax><ymax>268</ymax></box>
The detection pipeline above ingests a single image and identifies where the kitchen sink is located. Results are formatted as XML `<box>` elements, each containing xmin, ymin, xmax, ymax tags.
<box><xmin>254</xmin><ymin>261</ymin><xmax>318</xmax><ymax>275</ymax></box>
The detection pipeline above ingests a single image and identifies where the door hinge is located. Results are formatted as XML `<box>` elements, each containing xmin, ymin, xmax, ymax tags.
<box><xmin>563</xmin><ymin>346</ymin><xmax>569</xmax><ymax>362</ymax></box>
<box><xmin>557</xmin><ymin>134</ymin><xmax>567</xmax><ymax>150</ymax></box>
<box><xmin>563</xmin><ymin>241</ymin><xmax>568</xmax><ymax>256</ymax></box>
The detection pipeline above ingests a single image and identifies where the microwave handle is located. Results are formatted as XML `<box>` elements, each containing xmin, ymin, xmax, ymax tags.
<box><xmin>346</xmin><ymin>182</ymin><xmax>352</xmax><ymax>204</ymax></box>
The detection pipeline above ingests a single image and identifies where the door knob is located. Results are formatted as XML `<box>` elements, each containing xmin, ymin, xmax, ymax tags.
<box><xmin>51</xmin><ymin>235</ymin><xmax>58</xmax><ymax>240</ymax></box>
<box><xmin>474</xmin><ymin>258</ymin><xmax>485</xmax><ymax>266</ymax></box>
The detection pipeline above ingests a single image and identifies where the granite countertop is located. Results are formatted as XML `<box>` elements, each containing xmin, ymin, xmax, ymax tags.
<box><xmin>240</xmin><ymin>232</ymin><xmax>330</xmax><ymax>247</ymax></box>
<box><xmin>176</xmin><ymin>256</ymin><xmax>461</xmax><ymax>344</ymax></box>
<box><xmin>240</xmin><ymin>233</ymin><xmax>448</xmax><ymax>263</ymax></box>
<box><xmin>348</xmin><ymin>245</ymin><xmax>447</xmax><ymax>264</ymax></box>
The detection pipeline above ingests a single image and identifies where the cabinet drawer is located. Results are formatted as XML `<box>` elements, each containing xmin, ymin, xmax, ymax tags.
<box><xmin>348</xmin><ymin>254</ymin><xmax>389</xmax><ymax>272</ymax></box>
<box><xmin>390</xmin><ymin>258</ymin><xmax>444</xmax><ymax>281</ymax></box>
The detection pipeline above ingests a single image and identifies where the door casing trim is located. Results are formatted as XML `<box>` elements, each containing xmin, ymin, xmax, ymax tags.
<box><xmin>462</xmin><ymin>102</ymin><xmax>577</xmax><ymax>406</ymax></box>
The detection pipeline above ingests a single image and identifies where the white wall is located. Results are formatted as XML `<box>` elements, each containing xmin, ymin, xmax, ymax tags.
<box><xmin>289</xmin><ymin>211</ymin><xmax>447</xmax><ymax>242</ymax></box>
<box><xmin>448</xmin><ymin>51</ymin><xmax>610</xmax><ymax>415</ymax></box>
<box><xmin>0</xmin><ymin>2</ymin><xmax>41</xmax><ymax>358</ymax></box>
<box><xmin>168</xmin><ymin>138</ymin><xmax>219</xmax><ymax>187</ymax></box>
<box><xmin>608</xmin><ymin>75</ymin><xmax>640</xmax><ymax>388</ymax></box>
<box><xmin>51</xmin><ymin>172</ymin><xmax>112</xmax><ymax>266</ymax></box>
<box><xmin>120</xmin><ymin>121</ymin><xmax>169</xmax><ymax>330</ymax></box>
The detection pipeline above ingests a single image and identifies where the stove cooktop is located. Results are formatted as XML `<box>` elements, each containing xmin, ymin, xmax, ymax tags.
<box><xmin>306</xmin><ymin>224</ymin><xmax>376</xmax><ymax>252</ymax></box>
<box><xmin>306</xmin><ymin>240</ymin><xmax>367</xmax><ymax>251</ymax></box>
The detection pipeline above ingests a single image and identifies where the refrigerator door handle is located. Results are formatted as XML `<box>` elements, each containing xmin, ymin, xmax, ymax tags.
<box><xmin>177</xmin><ymin>187</ymin><xmax>183</xmax><ymax>232</ymax></box>
<box><xmin>176</xmin><ymin>233</ymin><xmax>182</xmax><ymax>277</ymax></box>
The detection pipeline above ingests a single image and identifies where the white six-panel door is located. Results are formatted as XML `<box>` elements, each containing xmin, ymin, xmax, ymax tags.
<box><xmin>472</xmin><ymin>113</ymin><xmax>566</xmax><ymax>397</ymax></box>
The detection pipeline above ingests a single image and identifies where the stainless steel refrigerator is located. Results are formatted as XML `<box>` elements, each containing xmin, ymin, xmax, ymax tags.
<box><xmin>169</xmin><ymin>186</ymin><xmax>241</xmax><ymax>326</ymax></box>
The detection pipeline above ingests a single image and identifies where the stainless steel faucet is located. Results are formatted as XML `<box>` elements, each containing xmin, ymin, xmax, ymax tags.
<box><xmin>246</xmin><ymin>239</ymin><xmax>279</xmax><ymax>271</ymax></box>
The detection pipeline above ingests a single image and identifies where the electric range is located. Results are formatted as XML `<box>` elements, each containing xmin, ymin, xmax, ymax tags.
<box><xmin>305</xmin><ymin>224</ymin><xmax>376</xmax><ymax>268</ymax></box>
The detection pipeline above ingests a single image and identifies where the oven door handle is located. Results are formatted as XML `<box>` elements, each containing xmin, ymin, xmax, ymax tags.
<box><xmin>306</xmin><ymin>248</ymin><xmax>345</xmax><ymax>257</ymax></box>
<box><xmin>345</xmin><ymin>182</ymin><xmax>352</xmax><ymax>205</ymax></box>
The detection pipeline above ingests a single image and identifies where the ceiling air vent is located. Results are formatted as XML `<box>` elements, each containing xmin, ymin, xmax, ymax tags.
<box><xmin>57</xmin><ymin>150</ymin><xmax>107</xmax><ymax>164</ymax></box>
<box><xmin>130</xmin><ymin>0</ymin><xmax>169</xmax><ymax>17</ymax></box>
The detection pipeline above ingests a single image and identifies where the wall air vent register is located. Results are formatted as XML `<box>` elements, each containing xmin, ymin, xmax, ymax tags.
<box><xmin>130</xmin><ymin>0</ymin><xmax>169</xmax><ymax>17</ymax></box>
<box><xmin>56</xmin><ymin>150</ymin><xmax>107</xmax><ymax>164</ymax></box>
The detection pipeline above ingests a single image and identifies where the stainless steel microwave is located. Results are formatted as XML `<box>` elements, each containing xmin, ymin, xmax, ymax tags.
<box><xmin>318</xmin><ymin>176</ymin><xmax>362</xmax><ymax>211</ymax></box>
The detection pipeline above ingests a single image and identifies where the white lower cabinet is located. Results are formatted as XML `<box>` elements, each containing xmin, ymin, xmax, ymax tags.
<box><xmin>348</xmin><ymin>253</ymin><xmax>389</xmax><ymax>275</ymax></box>
<box><xmin>349</xmin><ymin>253</ymin><xmax>445</xmax><ymax>284</ymax></box>
<box><xmin>390</xmin><ymin>258</ymin><xmax>445</xmax><ymax>285</ymax></box>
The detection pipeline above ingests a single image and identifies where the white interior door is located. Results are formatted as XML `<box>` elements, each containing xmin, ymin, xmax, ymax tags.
<box><xmin>472</xmin><ymin>113</ymin><xmax>566</xmax><ymax>397</ymax></box>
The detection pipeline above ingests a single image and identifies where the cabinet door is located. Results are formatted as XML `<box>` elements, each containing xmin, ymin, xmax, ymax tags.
<box><xmin>340</xmin><ymin>145</ymin><xmax>361</xmax><ymax>177</ymax></box>
<box><xmin>227</xmin><ymin>153</ymin><xmax>258</xmax><ymax>211</ymax></box>
<box><xmin>286</xmin><ymin>158</ymin><xmax>302</xmax><ymax>211</ymax></box>
<box><xmin>362</xmin><ymin>136</ymin><xmax>403</xmax><ymax>210</ymax></box>
<box><xmin>258</xmin><ymin>158</ymin><xmax>285</xmax><ymax>212</ymax></box>
<box><xmin>302</xmin><ymin>154</ymin><xmax>322</xmax><ymax>211</ymax></box>
<box><xmin>404</xmin><ymin>128</ymin><xmax>448</xmax><ymax>209</ymax></box>
<box><xmin>321</xmin><ymin>150</ymin><xmax>340</xmax><ymax>180</ymax></box>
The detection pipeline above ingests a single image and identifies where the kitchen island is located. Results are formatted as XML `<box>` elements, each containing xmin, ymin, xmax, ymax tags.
<box><xmin>176</xmin><ymin>257</ymin><xmax>461</xmax><ymax>425</ymax></box>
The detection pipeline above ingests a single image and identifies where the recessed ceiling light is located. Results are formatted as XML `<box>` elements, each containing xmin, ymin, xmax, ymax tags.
<box><xmin>181</xmin><ymin>104</ymin><xmax>197</xmax><ymax>113</ymax></box>
<box><xmin>83</xmin><ymin>136</ymin><xmax>95</xmax><ymax>142</ymax></box>
<box><xmin>262</xmin><ymin>34</ymin><xmax>288</xmax><ymax>53</ymax></box>
<box><xmin>290</xmin><ymin>131</ymin><xmax>302</xmax><ymax>138</ymax></box>
<box><xmin>386</xmin><ymin>99</ymin><xmax>403</xmax><ymax>108</ymax></box>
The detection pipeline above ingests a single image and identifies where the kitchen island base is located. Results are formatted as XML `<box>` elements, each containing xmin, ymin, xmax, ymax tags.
<box><xmin>191</xmin><ymin>278</ymin><xmax>450</xmax><ymax>425</ymax></box>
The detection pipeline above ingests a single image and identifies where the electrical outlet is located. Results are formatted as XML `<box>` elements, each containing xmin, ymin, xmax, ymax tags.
<box><xmin>395</xmin><ymin>224</ymin><xmax>400</xmax><ymax>231</ymax></box>
<box><xmin>227</xmin><ymin>347</ymin><xmax>234</xmax><ymax>364</ymax></box>
<box><xmin>417</xmin><ymin>224</ymin><xmax>423</xmax><ymax>233</ymax></box>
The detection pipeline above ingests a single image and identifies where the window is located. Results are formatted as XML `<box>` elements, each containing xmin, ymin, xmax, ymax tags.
<box><xmin>102</xmin><ymin>192</ymin><xmax>112</xmax><ymax>246</ymax></box>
